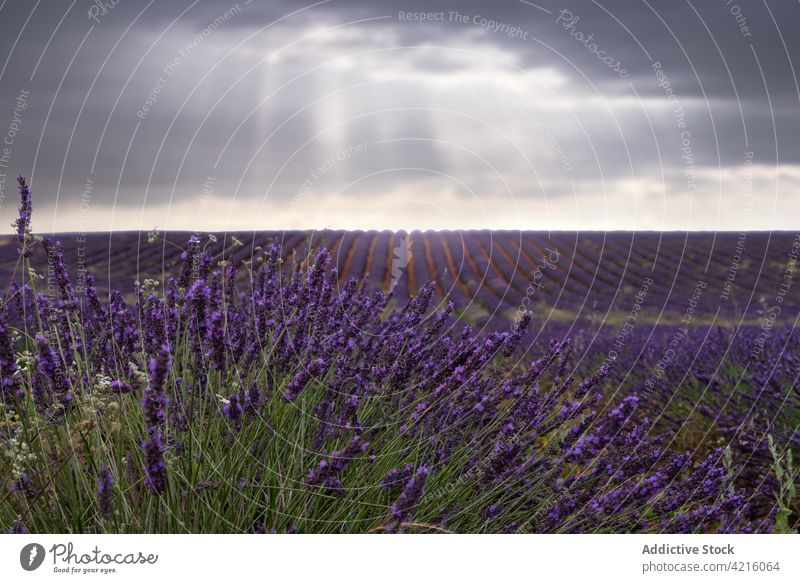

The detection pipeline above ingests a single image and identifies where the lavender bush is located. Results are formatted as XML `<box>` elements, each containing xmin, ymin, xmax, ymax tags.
<box><xmin>0</xmin><ymin>177</ymin><xmax>782</xmax><ymax>533</ymax></box>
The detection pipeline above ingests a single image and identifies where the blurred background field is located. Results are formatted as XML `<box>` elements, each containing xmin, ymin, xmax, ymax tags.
<box><xmin>2</xmin><ymin>230</ymin><xmax>798</xmax><ymax>328</ymax></box>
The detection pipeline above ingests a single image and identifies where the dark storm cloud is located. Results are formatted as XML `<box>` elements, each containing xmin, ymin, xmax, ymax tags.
<box><xmin>0</xmin><ymin>0</ymin><xmax>798</xmax><ymax>230</ymax></box>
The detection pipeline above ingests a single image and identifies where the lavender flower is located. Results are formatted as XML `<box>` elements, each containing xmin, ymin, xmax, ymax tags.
<box><xmin>8</xmin><ymin>522</ymin><xmax>29</xmax><ymax>534</ymax></box>
<box><xmin>35</xmin><ymin>333</ymin><xmax>73</xmax><ymax>407</ymax></box>
<box><xmin>83</xmin><ymin>272</ymin><xmax>105</xmax><ymax>319</ymax></box>
<box><xmin>306</xmin><ymin>436</ymin><xmax>368</xmax><ymax>495</ymax></box>
<box><xmin>95</xmin><ymin>467</ymin><xmax>114</xmax><ymax>520</ymax></box>
<box><xmin>11</xmin><ymin>474</ymin><xmax>36</xmax><ymax>499</ymax></box>
<box><xmin>148</xmin><ymin>343</ymin><xmax>172</xmax><ymax>394</ymax></box>
<box><xmin>141</xmin><ymin>429</ymin><xmax>167</xmax><ymax>495</ymax></box>
<box><xmin>243</xmin><ymin>381</ymin><xmax>264</xmax><ymax>416</ymax></box>
<box><xmin>140</xmin><ymin>343</ymin><xmax>171</xmax><ymax>495</ymax></box>
<box><xmin>388</xmin><ymin>466</ymin><xmax>429</xmax><ymax>531</ymax></box>
<box><xmin>504</xmin><ymin>310</ymin><xmax>532</xmax><ymax>357</ymax></box>
<box><xmin>109</xmin><ymin>379</ymin><xmax>132</xmax><ymax>393</ymax></box>
<box><xmin>142</xmin><ymin>344</ymin><xmax>171</xmax><ymax>430</ymax></box>
<box><xmin>222</xmin><ymin>393</ymin><xmax>243</xmax><ymax>430</ymax></box>
<box><xmin>177</xmin><ymin>235</ymin><xmax>201</xmax><ymax>289</ymax></box>
<box><xmin>0</xmin><ymin>312</ymin><xmax>22</xmax><ymax>404</ymax></box>
<box><xmin>380</xmin><ymin>464</ymin><xmax>415</xmax><ymax>493</ymax></box>
<box><xmin>206</xmin><ymin>310</ymin><xmax>227</xmax><ymax>371</ymax></box>
<box><xmin>40</xmin><ymin>239</ymin><xmax>77</xmax><ymax>309</ymax></box>
<box><xmin>283</xmin><ymin>358</ymin><xmax>327</xmax><ymax>402</ymax></box>
<box><xmin>14</xmin><ymin>176</ymin><xmax>32</xmax><ymax>256</ymax></box>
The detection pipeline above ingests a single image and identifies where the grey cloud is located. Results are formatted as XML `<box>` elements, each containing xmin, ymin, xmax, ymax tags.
<box><xmin>0</xmin><ymin>0</ymin><xmax>798</xmax><ymax>229</ymax></box>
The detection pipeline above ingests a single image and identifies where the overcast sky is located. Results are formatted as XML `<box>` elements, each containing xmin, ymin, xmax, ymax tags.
<box><xmin>0</xmin><ymin>0</ymin><xmax>799</xmax><ymax>232</ymax></box>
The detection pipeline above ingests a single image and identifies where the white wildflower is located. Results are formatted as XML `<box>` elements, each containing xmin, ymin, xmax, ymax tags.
<box><xmin>95</xmin><ymin>373</ymin><xmax>112</xmax><ymax>392</ymax></box>
<box><xmin>129</xmin><ymin>362</ymin><xmax>149</xmax><ymax>387</ymax></box>
<box><xmin>141</xmin><ymin>279</ymin><xmax>160</xmax><ymax>295</ymax></box>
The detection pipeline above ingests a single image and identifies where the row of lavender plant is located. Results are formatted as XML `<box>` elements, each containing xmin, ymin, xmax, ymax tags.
<box><xmin>536</xmin><ymin>317</ymin><xmax>798</xmax><ymax>530</ymax></box>
<box><xmin>0</xmin><ymin>177</ymin><xmax>776</xmax><ymax>533</ymax></box>
<box><xmin>611</xmin><ymin>323</ymin><xmax>796</xmax><ymax>525</ymax></box>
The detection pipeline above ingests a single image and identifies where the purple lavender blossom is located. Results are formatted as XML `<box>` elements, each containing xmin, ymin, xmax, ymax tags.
<box><xmin>140</xmin><ymin>343</ymin><xmax>171</xmax><ymax>495</ymax></box>
<box><xmin>380</xmin><ymin>464</ymin><xmax>415</xmax><ymax>493</ymax></box>
<box><xmin>177</xmin><ymin>235</ymin><xmax>201</xmax><ymax>289</ymax></box>
<box><xmin>35</xmin><ymin>333</ymin><xmax>73</xmax><ymax>407</ymax></box>
<box><xmin>148</xmin><ymin>343</ymin><xmax>172</xmax><ymax>393</ymax></box>
<box><xmin>83</xmin><ymin>272</ymin><xmax>105</xmax><ymax>319</ymax></box>
<box><xmin>206</xmin><ymin>310</ymin><xmax>227</xmax><ymax>371</ymax></box>
<box><xmin>14</xmin><ymin>176</ymin><xmax>32</xmax><ymax>256</ymax></box>
<box><xmin>306</xmin><ymin>436</ymin><xmax>368</xmax><ymax>496</ymax></box>
<box><xmin>141</xmin><ymin>386</ymin><xmax>169</xmax><ymax>431</ymax></box>
<box><xmin>141</xmin><ymin>429</ymin><xmax>167</xmax><ymax>495</ymax></box>
<box><xmin>8</xmin><ymin>522</ymin><xmax>29</xmax><ymax>534</ymax></box>
<box><xmin>11</xmin><ymin>474</ymin><xmax>36</xmax><ymax>499</ymax></box>
<box><xmin>141</xmin><ymin>344</ymin><xmax>171</xmax><ymax>430</ymax></box>
<box><xmin>222</xmin><ymin>393</ymin><xmax>243</xmax><ymax>430</ymax></box>
<box><xmin>109</xmin><ymin>379</ymin><xmax>132</xmax><ymax>393</ymax></box>
<box><xmin>388</xmin><ymin>466</ymin><xmax>429</xmax><ymax>531</ymax></box>
<box><xmin>0</xmin><ymin>312</ymin><xmax>22</xmax><ymax>404</ymax></box>
<box><xmin>40</xmin><ymin>239</ymin><xmax>77</xmax><ymax>309</ymax></box>
<box><xmin>242</xmin><ymin>381</ymin><xmax>264</xmax><ymax>416</ymax></box>
<box><xmin>95</xmin><ymin>467</ymin><xmax>114</xmax><ymax>520</ymax></box>
<box><xmin>504</xmin><ymin>310</ymin><xmax>532</xmax><ymax>357</ymax></box>
<box><xmin>283</xmin><ymin>358</ymin><xmax>327</xmax><ymax>402</ymax></box>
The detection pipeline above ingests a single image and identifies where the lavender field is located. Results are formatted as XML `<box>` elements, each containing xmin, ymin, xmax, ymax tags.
<box><xmin>3</xmin><ymin>229</ymin><xmax>800</xmax><ymax>325</ymax></box>
<box><xmin>1</xmin><ymin>178</ymin><xmax>797</xmax><ymax>534</ymax></box>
